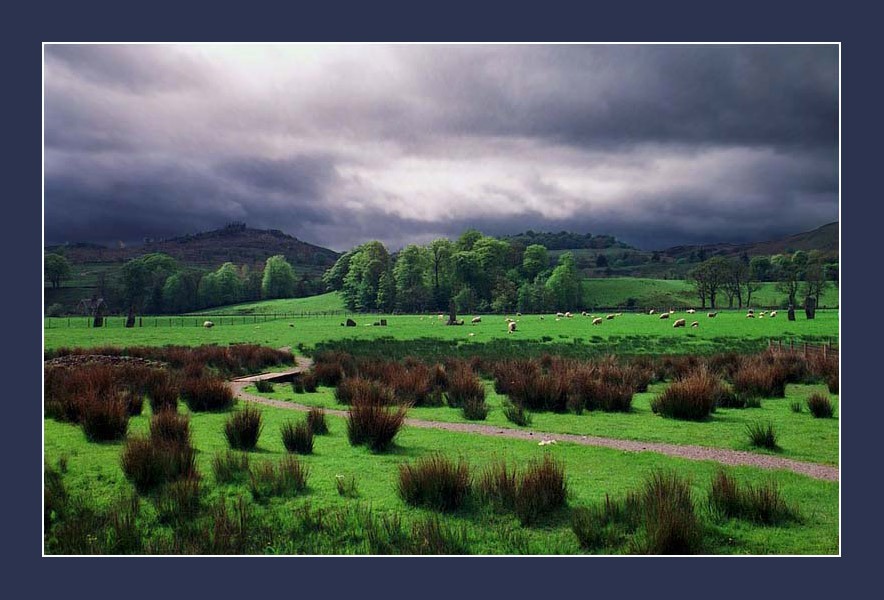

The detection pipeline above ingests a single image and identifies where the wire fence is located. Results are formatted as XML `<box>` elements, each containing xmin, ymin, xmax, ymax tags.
<box><xmin>43</xmin><ymin>312</ymin><xmax>347</xmax><ymax>329</ymax></box>
<box><xmin>767</xmin><ymin>338</ymin><xmax>838</xmax><ymax>358</ymax></box>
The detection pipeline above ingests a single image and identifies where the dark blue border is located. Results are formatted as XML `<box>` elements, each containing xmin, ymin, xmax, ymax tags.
<box><xmin>11</xmin><ymin>1</ymin><xmax>880</xmax><ymax>596</ymax></box>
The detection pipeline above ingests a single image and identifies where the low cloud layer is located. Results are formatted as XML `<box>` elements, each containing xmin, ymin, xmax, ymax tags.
<box><xmin>44</xmin><ymin>44</ymin><xmax>838</xmax><ymax>251</ymax></box>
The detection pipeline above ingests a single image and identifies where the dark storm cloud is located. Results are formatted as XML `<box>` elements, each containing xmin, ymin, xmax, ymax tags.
<box><xmin>43</xmin><ymin>44</ymin><xmax>838</xmax><ymax>252</ymax></box>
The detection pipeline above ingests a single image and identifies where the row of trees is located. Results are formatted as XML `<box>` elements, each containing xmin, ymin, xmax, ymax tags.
<box><xmin>689</xmin><ymin>251</ymin><xmax>832</xmax><ymax>309</ymax></box>
<box><xmin>322</xmin><ymin>231</ymin><xmax>583</xmax><ymax>314</ymax></box>
<box><xmin>45</xmin><ymin>252</ymin><xmax>318</xmax><ymax>314</ymax></box>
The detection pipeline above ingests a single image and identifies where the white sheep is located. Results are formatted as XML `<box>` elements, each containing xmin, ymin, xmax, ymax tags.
<box><xmin>659</xmin><ymin>313</ymin><xmax>670</xmax><ymax>320</ymax></box>
<box><xmin>708</xmin><ymin>312</ymin><xmax>717</xmax><ymax>318</ymax></box>
<box><xmin>592</xmin><ymin>317</ymin><xmax>603</xmax><ymax>325</ymax></box>
<box><xmin>673</xmin><ymin>318</ymin><xmax>686</xmax><ymax>328</ymax></box>
<box><xmin>686</xmin><ymin>309</ymin><xmax>696</xmax><ymax>314</ymax></box>
<box><xmin>690</xmin><ymin>321</ymin><xmax>699</xmax><ymax>328</ymax></box>
<box><xmin>556</xmin><ymin>312</ymin><xmax>565</xmax><ymax>318</ymax></box>
<box><xmin>203</xmin><ymin>321</ymin><xmax>214</xmax><ymax>329</ymax></box>
<box><xmin>508</xmin><ymin>321</ymin><xmax>517</xmax><ymax>333</ymax></box>
<box><xmin>649</xmin><ymin>309</ymin><xmax>656</xmax><ymax>315</ymax></box>
<box><xmin>770</xmin><ymin>310</ymin><xmax>778</xmax><ymax>318</ymax></box>
<box><xmin>471</xmin><ymin>316</ymin><xmax>482</xmax><ymax>324</ymax></box>
<box><xmin>565</xmin><ymin>311</ymin><xmax>573</xmax><ymax>318</ymax></box>
<box><xmin>746</xmin><ymin>313</ymin><xmax>755</xmax><ymax>318</ymax></box>
<box><xmin>606</xmin><ymin>314</ymin><xmax>615</xmax><ymax>320</ymax></box>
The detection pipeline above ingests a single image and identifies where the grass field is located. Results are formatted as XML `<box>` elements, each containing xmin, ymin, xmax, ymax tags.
<box><xmin>45</xmin><ymin>307</ymin><xmax>839</xmax><ymax>357</ymax></box>
<box><xmin>44</xmin><ymin>401</ymin><xmax>839</xmax><ymax>554</ymax></box>
<box><xmin>249</xmin><ymin>382</ymin><xmax>838</xmax><ymax>465</ymax></box>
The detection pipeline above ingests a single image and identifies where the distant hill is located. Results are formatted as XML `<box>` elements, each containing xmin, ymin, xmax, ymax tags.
<box><xmin>46</xmin><ymin>223</ymin><xmax>339</xmax><ymax>269</ymax></box>
<box><xmin>662</xmin><ymin>222</ymin><xmax>838</xmax><ymax>262</ymax></box>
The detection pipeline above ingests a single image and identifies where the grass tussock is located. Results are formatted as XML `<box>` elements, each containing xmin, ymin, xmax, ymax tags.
<box><xmin>650</xmin><ymin>368</ymin><xmax>721</xmax><ymax>420</ymax></box>
<box><xmin>502</xmin><ymin>400</ymin><xmax>532</xmax><ymax>426</ymax></box>
<box><xmin>745</xmin><ymin>421</ymin><xmax>780</xmax><ymax>450</ymax></box>
<box><xmin>806</xmin><ymin>393</ymin><xmax>835</xmax><ymax>418</ymax></box>
<box><xmin>121</xmin><ymin>435</ymin><xmax>197</xmax><ymax>493</ymax></box>
<box><xmin>254</xmin><ymin>379</ymin><xmax>274</xmax><ymax>393</ymax></box>
<box><xmin>636</xmin><ymin>470</ymin><xmax>703</xmax><ymax>555</ymax></box>
<box><xmin>149</xmin><ymin>409</ymin><xmax>191</xmax><ymax>445</ymax></box>
<box><xmin>281</xmin><ymin>419</ymin><xmax>314</xmax><ymax>454</ymax></box>
<box><xmin>224</xmin><ymin>406</ymin><xmax>263</xmax><ymax>451</ymax></box>
<box><xmin>708</xmin><ymin>470</ymin><xmax>800</xmax><ymax>525</ymax></box>
<box><xmin>397</xmin><ymin>454</ymin><xmax>471</xmax><ymax>512</ymax></box>
<box><xmin>181</xmin><ymin>376</ymin><xmax>235</xmax><ymax>412</ymax></box>
<box><xmin>514</xmin><ymin>454</ymin><xmax>567</xmax><ymax>525</ymax></box>
<box><xmin>306</xmin><ymin>406</ymin><xmax>329</xmax><ymax>435</ymax></box>
<box><xmin>212</xmin><ymin>450</ymin><xmax>251</xmax><ymax>485</ymax></box>
<box><xmin>346</xmin><ymin>392</ymin><xmax>409</xmax><ymax>452</ymax></box>
<box><xmin>248</xmin><ymin>455</ymin><xmax>309</xmax><ymax>502</ymax></box>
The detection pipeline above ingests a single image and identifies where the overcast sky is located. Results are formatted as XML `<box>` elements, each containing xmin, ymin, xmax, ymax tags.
<box><xmin>44</xmin><ymin>44</ymin><xmax>838</xmax><ymax>252</ymax></box>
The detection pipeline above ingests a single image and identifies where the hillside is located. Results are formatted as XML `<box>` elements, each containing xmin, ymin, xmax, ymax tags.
<box><xmin>662</xmin><ymin>222</ymin><xmax>838</xmax><ymax>262</ymax></box>
<box><xmin>46</xmin><ymin>222</ymin><xmax>339</xmax><ymax>269</ymax></box>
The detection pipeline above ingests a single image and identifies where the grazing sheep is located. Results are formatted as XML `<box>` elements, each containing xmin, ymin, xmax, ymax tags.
<box><xmin>659</xmin><ymin>313</ymin><xmax>670</xmax><ymax>320</ymax></box>
<box><xmin>669</xmin><ymin>309</ymin><xmax>675</xmax><ymax>314</ymax></box>
<box><xmin>592</xmin><ymin>317</ymin><xmax>603</xmax><ymax>325</ymax></box>
<box><xmin>468</xmin><ymin>333</ymin><xmax>475</xmax><ymax>337</ymax></box>
<box><xmin>203</xmin><ymin>321</ymin><xmax>214</xmax><ymax>329</ymax></box>
<box><xmin>606</xmin><ymin>314</ymin><xmax>615</xmax><ymax>320</ymax></box>
<box><xmin>649</xmin><ymin>309</ymin><xmax>656</xmax><ymax>315</ymax></box>
<box><xmin>516</xmin><ymin>312</ymin><xmax>522</xmax><ymax>317</ymax></box>
<box><xmin>707</xmin><ymin>312</ymin><xmax>717</xmax><ymax>318</ymax></box>
<box><xmin>759</xmin><ymin>314</ymin><xmax>764</xmax><ymax>319</ymax></box>
<box><xmin>471</xmin><ymin>316</ymin><xmax>481</xmax><ymax>324</ymax></box>
<box><xmin>556</xmin><ymin>312</ymin><xmax>565</xmax><ymax>318</ymax></box>
<box><xmin>508</xmin><ymin>321</ymin><xmax>517</xmax><ymax>333</ymax></box>
<box><xmin>565</xmin><ymin>312</ymin><xmax>573</xmax><ymax>318</ymax></box>
<box><xmin>673</xmin><ymin>318</ymin><xmax>686</xmax><ymax>328</ymax></box>
<box><xmin>746</xmin><ymin>313</ymin><xmax>755</xmax><ymax>318</ymax></box>
<box><xmin>581</xmin><ymin>311</ymin><xmax>588</xmax><ymax>317</ymax></box>
<box><xmin>438</xmin><ymin>314</ymin><xmax>444</xmax><ymax>320</ymax></box>
<box><xmin>540</xmin><ymin>316</ymin><xmax>545</xmax><ymax>320</ymax></box>
<box><xmin>686</xmin><ymin>309</ymin><xmax>696</xmax><ymax>314</ymax></box>
<box><xmin>615</xmin><ymin>312</ymin><xmax>623</xmax><ymax>317</ymax></box>
<box><xmin>770</xmin><ymin>310</ymin><xmax>778</xmax><ymax>318</ymax></box>
<box><xmin>690</xmin><ymin>321</ymin><xmax>699</xmax><ymax>328</ymax></box>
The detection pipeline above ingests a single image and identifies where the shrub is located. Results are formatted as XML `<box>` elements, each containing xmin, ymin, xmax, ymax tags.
<box><xmin>476</xmin><ymin>458</ymin><xmax>518</xmax><ymax>509</ymax></box>
<box><xmin>149</xmin><ymin>409</ymin><xmax>190</xmax><ymax>445</ymax></box>
<box><xmin>224</xmin><ymin>406</ymin><xmax>263</xmax><ymax>451</ymax></box>
<box><xmin>807</xmin><ymin>393</ymin><xmax>835</xmax><ymax>418</ymax></box>
<box><xmin>306</xmin><ymin>407</ymin><xmax>329</xmax><ymax>435</ymax></box>
<box><xmin>291</xmin><ymin>378</ymin><xmax>305</xmax><ymax>394</ymax></box>
<box><xmin>708</xmin><ymin>470</ymin><xmax>799</xmax><ymax>525</ymax></box>
<box><xmin>212</xmin><ymin>450</ymin><xmax>251</xmax><ymax>484</ymax></box>
<box><xmin>514</xmin><ymin>454</ymin><xmax>567</xmax><ymax>525</ymax></box>
<box><xmin>79</xmin><ymin>391</ymin><xmax>130</xmax><ymax>442</ymax></box>
<box><xmin>121</xmin><ymin>435</ymin><xmax>196</xmax><ymax>493</ymax></box>
<box><xmin>248</xmin><ymin>456</ymin><xmax>309</xmax><ymax>502</ymax></box>
<box><xmin>745</xmin><ymin>421</ymin><xmax>779</xmax><ymax>450</ymax></box>
<box><xmin>445</xmin><ymin>367</ymin><xmax>486</xmax><ymax>409</ymax></box>
<box><xmin>281</xmin><ymin>420</ymin><xmax>314</xmax><ymax>454</ymax></box>
<box><xmin>732</xmin><ymin>362</ymin><xmax>788</xmax><ymax>399</ymax></box>
<box><xmin>637</xmin><ymin>470</ymin><xmax>702</xmax><ymax>555</ymax></box>
<box><xmin>502</xmin><ymin>401</ymin><xmax>532</xmax><ymax>426</ymax></box>
<box><xmin>409</xmin><ymin>516</ymin><xmax>471</xmax><ymax>555</ymax></box>
<box><xmin>569</xmin><ymin>362</ymin><xmax>637</xmax><ymax>413</ymax></box>
<box><xmin>826</xmin><ymin>372</ymin><xmax>839</xmax><ymax>395</ymax></box>
<box><xmin>398</xmin><ymin>454</ymin><xmax>471</xmax><ymax>512</ymax></box>
<box><xmin>650</xmin><ymin>369</ymin><xmax>720</xmax><ymax>420</ymax></box>
<box><xmin>181</xmin><ymin>376</ymin><xmax>235</xmax><ymax>412</ymax></box>
<box><xmin>254</xmin><ymin>379</ymin><xmax>274</xmax><ymax>393</ymax></box>
<box><xmin>335</xmin><ymin>474</ymin><xmax>359</xmax><ymax>498</ymax></box>
<box><xmin>346</xmin><ymin>395</ymin><xmax>409</xmax><ymax>452</ymax></box>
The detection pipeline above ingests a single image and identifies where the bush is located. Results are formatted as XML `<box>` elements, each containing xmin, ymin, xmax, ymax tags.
<box><xmin>121</xmin><ymin>435</ymin><xmax>196</xmax><ymax>493</ymax></box>
<box><xmin>147</xmin><ymin>375</ymin><xmax>180</xmax><ymax>413</ymax></box>
<box><xmin>502</xmin><ymin>401</ymin><xmax>532</xmax><ymax>426</ymax></box>
<box><xmin>149</xmin><ymin>409</ymin><xmax>190</xmax><ymax>445</ymax></box>
<box><xmin>181</xmin><ymin>376</ymin><xmax>235</xmax><ymax>412</ymax></box>
<box><xmin>248</xmin><ymin>456</ymin><xmax>309</xmax><ymax>502</ymax></box>
<box><xmin>281</xmin><ymin>420</ymin><xmax>314</xmax><ymax>454</ymax></box>
<box><xmin>212</xmin><ymin>450</ymin><xmax>251</xmax><ymax>484</ymax></box>
<box><xmin>306</xmin><ymin>407</ymin><xmax>329</xmax><ymax>435</ymax></box>
<box><xmin>224</xmin><ymin>406</ymin><xmax>263</xmax><ymax>451</ymax></box>
<box><xmin>708</xmin><ymin>470</ymin><xmax>799</xmax><ymax>525</ymax></box>
<box><xmin>346</xmin><ymin>394</ymin><xmax>409</xmax><ymax>452</ymax></box>
<box><xmin>745</xmin><ymin>421</ymin><xmax>779</xmax><ymax>450</ymax></box>
<box><xmin>445</xmin><ymin>367</ymin><xmax>486</xmax><ymax>409</ymax></box>
<box><xmin>569</xmin><ymin>362</ymin><xmax>637</xmax><ymax>413</ymax></box>
<box><xmin>398</xmin><ymin>454</ymin><xmax>471</xmax><ymax>512</ymax></box>
<box><xmin>254</xmin><ymin>379</ymin><xmax>274</xmax><ymax>393</ymax></box>
<box><xmin>650</xmin><ymin>369</ymin><xmax>720</xmax><ymax>420</ymax></box>
<box><xmin>826</xmin><ymin>372</ymin><xmax>839</xmax><ymax>395</ymax></box>
<box><xmin>301</xmin><ymin>372</ymin><xmax>318</xmax><ymax>393</ymax></box>
<box><xmin>732</xmin><ymin>362</ymin><xmax>788</xmax><ymax>399</ymax></box>
<box><xmin>807</xmin><ymin>393</ymin><xmax>835</xmax><ymax>418</ymax></box>
<box><xmin>514</xmin><ymin>454</ymin><xmax>567</xmax><ymax>525</ymax></box>
<box><xmin>79</xmin><ymin>391</ymin><xmax>130</xmax><ymax>442</ymax></box>
<box><xmin>637</xmin><ymin>470</ymin><xmax>702</xmax><ymax>555</ymax></box>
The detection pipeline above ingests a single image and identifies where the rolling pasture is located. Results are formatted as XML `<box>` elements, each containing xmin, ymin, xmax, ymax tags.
<box><xmin>42</xmin><ymin>293</ymin><xmax>840</xmax><ymax>555</ymax></box>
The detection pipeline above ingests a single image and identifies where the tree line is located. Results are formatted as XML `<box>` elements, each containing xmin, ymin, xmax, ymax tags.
<box><xmin>688</xmin><ymin>251</ymin><xmax>834</xmax><ymax>309</ymax></box>
<box><xmin>44</xmin><ymin>252</ymin><xmax>320</xmax><ymax>315</ymax></box>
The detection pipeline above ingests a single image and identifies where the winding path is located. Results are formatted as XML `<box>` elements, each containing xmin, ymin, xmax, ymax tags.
<box><xmin>229</xmin><ymin>359</ymin><xmax>839</xmax><ymax>483</ymax></box>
